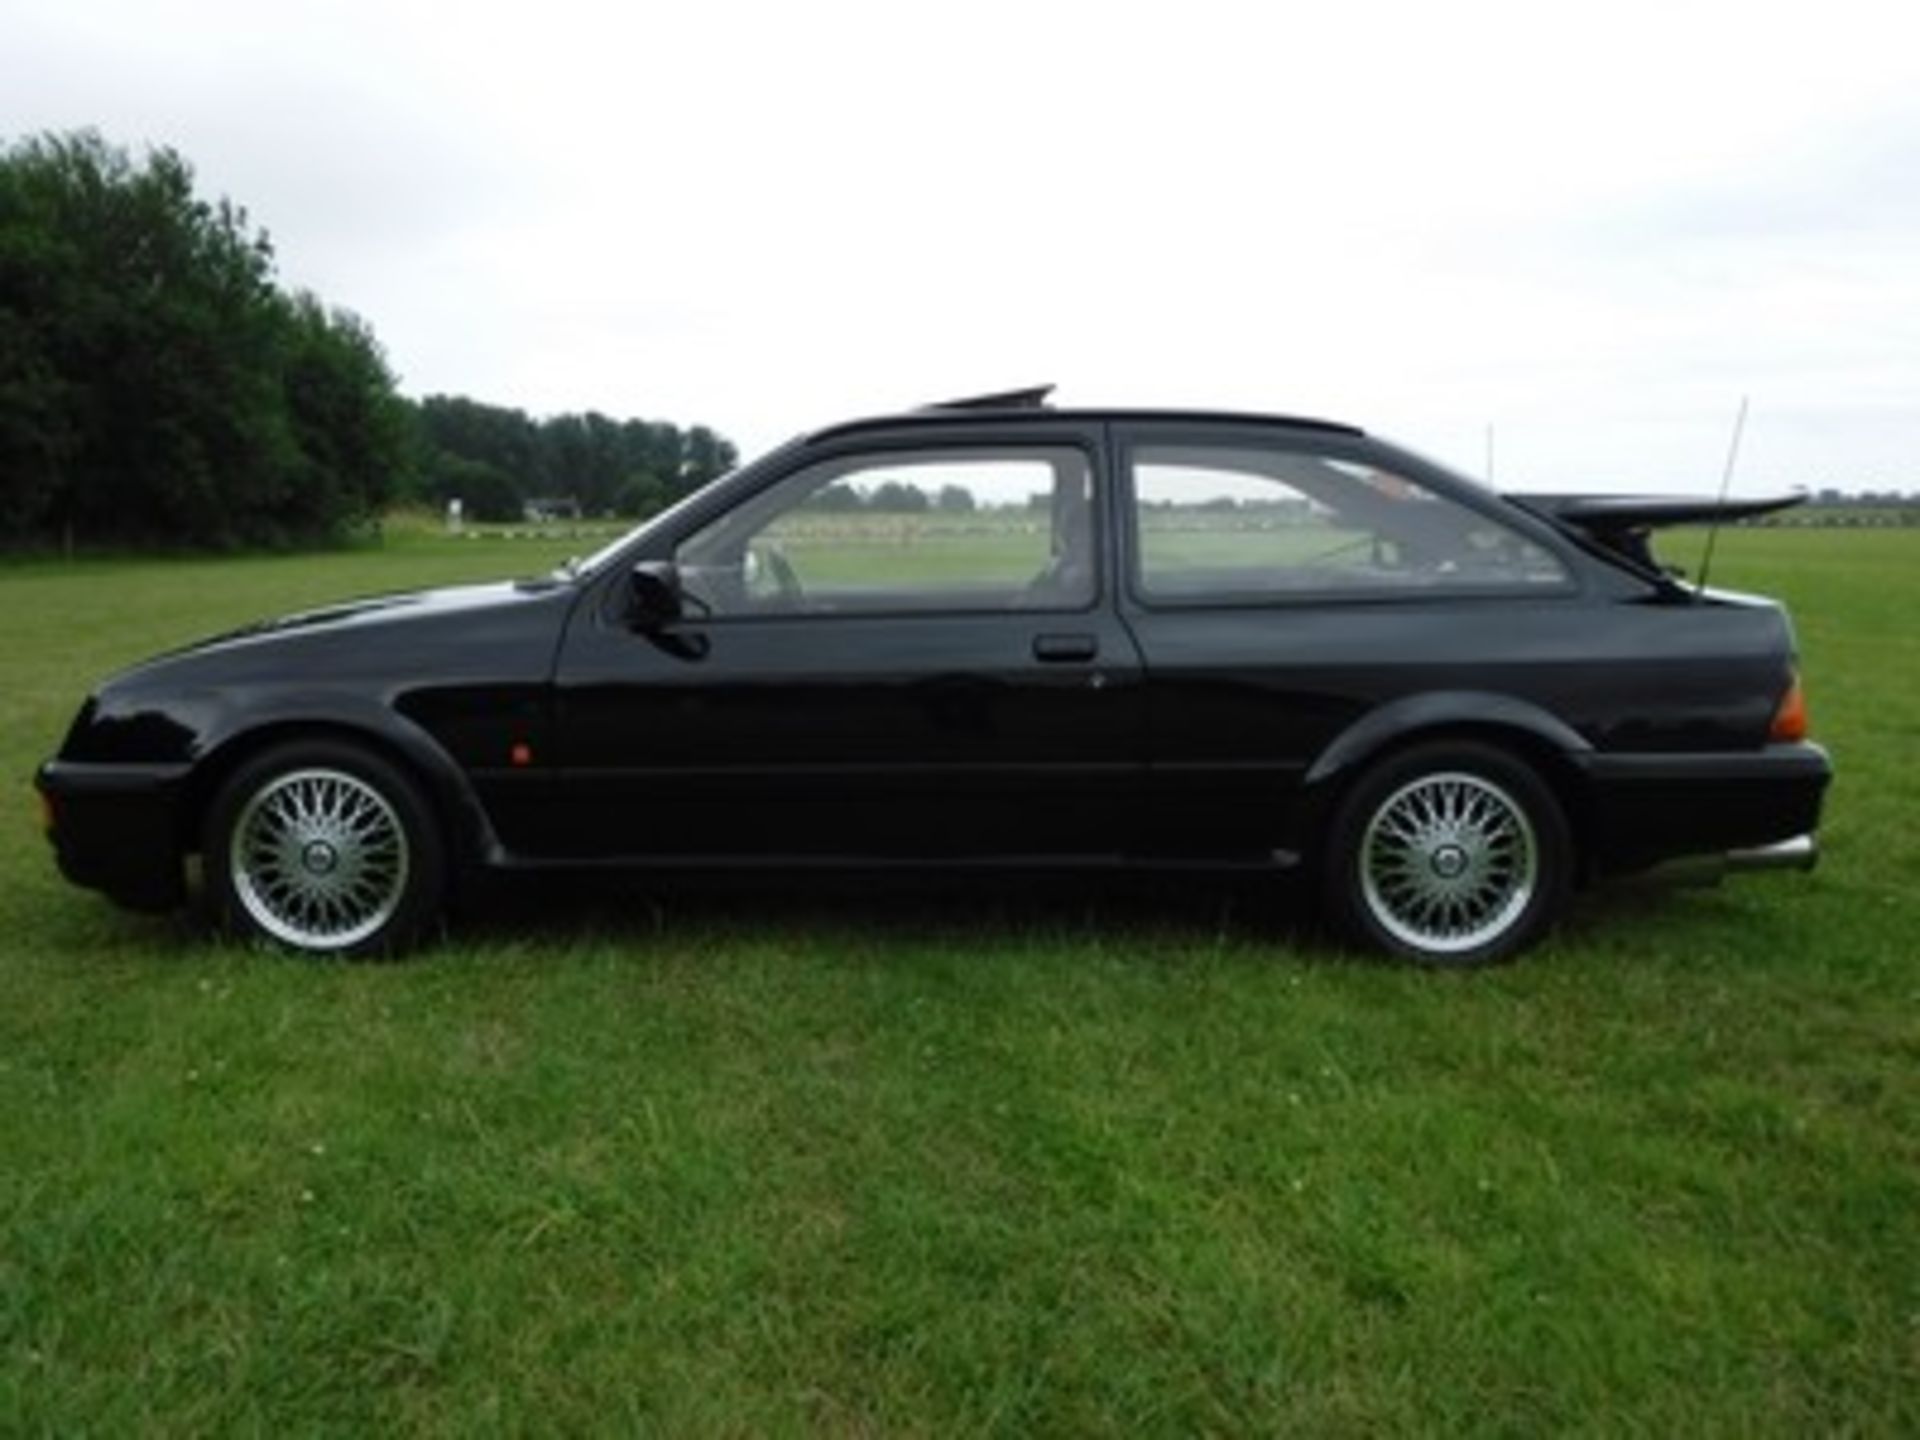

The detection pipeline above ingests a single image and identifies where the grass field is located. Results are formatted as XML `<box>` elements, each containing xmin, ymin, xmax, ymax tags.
<box><xmin>1</xmin><ymin>527</ymin><xmax>1914</xmax><ymax>1434</ymax></box>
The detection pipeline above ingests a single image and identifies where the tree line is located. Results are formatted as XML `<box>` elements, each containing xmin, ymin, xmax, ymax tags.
<box><xmin>412</xmin><ymin>396</ymin><xmax>734</xmax><ymax>525</ymax></box>
<box><xmin>0</xmin><ymin>131</ymin><xmax>735</xmax><ymax>550</ymax></box>
<box><xmin>802</xmin><ymin>481</ymin><xmax>981</xmax><ymax>514</ymax></box>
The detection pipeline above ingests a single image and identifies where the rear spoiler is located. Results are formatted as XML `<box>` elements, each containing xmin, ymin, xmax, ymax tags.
<box><xmin>1505</xmin><ymin>492</ymin><xmax>1806</xmax><ymax>571</ymax></box>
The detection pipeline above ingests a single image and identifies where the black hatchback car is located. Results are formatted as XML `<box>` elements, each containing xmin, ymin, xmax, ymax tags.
<box><xmin>38</xmin><ymin>388</ymin><xmax>1830</xmax><ymax>965</ymax></box>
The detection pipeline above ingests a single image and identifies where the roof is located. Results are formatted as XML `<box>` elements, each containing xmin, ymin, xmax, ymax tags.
<box><xmin>807</xmin><ymin>388</ymin><xmax>1365</xmax><ymax>445</ymax></box>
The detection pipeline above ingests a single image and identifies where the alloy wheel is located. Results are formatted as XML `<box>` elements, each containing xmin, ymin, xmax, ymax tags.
<box><xmin>228</xmin><ymin>766</ymin><xmax>411</xmax><ymax>951</ymax></box>
<box><xmin>1358</xmin><ymin>769</ymin><xmax>1539</xmax><ymax>956</ymax></box>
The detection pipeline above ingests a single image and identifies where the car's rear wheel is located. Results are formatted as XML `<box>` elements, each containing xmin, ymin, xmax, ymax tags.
<box><xmin>1323</xmin><ymin>740</ymin><xmax>1570</xmax><ymax>967</ymax></box>
<box><xmin>204</xmin><ymin>740</ymin><xmax>445</xmax><ymax>957</ymax></box>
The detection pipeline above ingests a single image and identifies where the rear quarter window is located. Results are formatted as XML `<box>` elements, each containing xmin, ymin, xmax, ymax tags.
<box><xmin>1132</xmin><ymin>444</ymin><xmax>1568</xmax><ymax>600</ymax></box>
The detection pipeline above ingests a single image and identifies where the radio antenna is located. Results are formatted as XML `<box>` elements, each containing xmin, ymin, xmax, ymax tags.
<box><xmin>1694</xmin><ymin>395</ymin><xmax>1749</xmax><ymax>598</ymax></box>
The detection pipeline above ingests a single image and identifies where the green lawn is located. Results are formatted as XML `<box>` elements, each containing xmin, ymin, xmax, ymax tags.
<box><xmin>1</xmin><ymin>528</ymin><xmax>1914</xmax><ymax>1434</ymax></box>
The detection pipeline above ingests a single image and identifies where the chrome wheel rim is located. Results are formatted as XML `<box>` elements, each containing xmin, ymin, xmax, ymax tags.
<box><xmin>229</xmin><ymin>767</ymin><xmax>409</xmax><ymax>951</ymax></box>
<box><xmin>1359</xmin><ymin>770</ymin><xmax>1537</xmax><ymax>956</ymax></box>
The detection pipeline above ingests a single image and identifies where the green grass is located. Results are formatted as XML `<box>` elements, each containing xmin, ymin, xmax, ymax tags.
<box><xmin>1</xmin><ymin>528</ymin><xmax>1915</xmax><ymax>1434</ymax></box>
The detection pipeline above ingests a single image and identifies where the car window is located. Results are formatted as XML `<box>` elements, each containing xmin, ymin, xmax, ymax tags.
<box><xmin>1130</xmin><ymin>443</ymin><xmax>1568</xmax><ymax>600</ymax></box>
<box><xmin>675</xmin><ymin>448</ymin><xmax>1096</xmax><ymax>616</ymax></box>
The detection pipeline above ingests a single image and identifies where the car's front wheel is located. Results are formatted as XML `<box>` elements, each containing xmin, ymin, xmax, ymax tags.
<box><xmin>1323</xmin><ymin>741</ymin><xmax>1571</xmax><ymax>967</ymax></box>
<box><xmin>204</xmin><ymin>740</ymin><xmax>445</xmax><ymax>957</ymax></box>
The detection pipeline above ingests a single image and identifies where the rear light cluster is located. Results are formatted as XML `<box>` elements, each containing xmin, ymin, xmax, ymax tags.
<box><xmin>1770</xmin><ymin>673</ymin><xmax>1810</xmax><ymax>742</ymax></box>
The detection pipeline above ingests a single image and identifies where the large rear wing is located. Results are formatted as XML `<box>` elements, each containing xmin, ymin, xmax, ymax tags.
<box><xmin>1505</xmin><ymin>492</ymin><xmax>1805</xmax><ymax>572</ymax></box>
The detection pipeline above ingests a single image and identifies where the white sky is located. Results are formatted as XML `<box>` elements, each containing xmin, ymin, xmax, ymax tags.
<box><xmin>6</xmin><ymin>0</ymin><xmax>1918</xmax><ymax>493</ymax></box>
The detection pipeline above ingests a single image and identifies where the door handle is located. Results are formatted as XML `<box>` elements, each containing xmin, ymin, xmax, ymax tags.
<box><xmin>1032</xmin><ymin>633</ymin><xmax>1099</xmax><ymax>663</ymax></box>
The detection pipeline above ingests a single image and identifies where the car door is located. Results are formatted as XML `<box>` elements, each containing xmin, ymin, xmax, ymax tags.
<box><xmin>546</xmin><ymin>424</ymin><xmax>1148</xmax><ymax>860</ymax></box>
<box><xmin>1114</xmin><ymin>421</ymin><xmax>1579</xmax><ymax>861</ymax></box>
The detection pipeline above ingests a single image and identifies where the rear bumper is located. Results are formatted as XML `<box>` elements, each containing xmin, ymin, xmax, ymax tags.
<box><xmin>1575</xmin><ymin>742</ymin><xmax>1832</xmax><ymax>874</ymax></box>
<box><xmin>35</xmin><ymin>759</ymin><xmax>193</xmax><ymax>911</ymax></box>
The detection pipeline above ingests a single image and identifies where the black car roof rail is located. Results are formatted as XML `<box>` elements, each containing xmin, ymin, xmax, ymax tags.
<box><xmin>806</xmin><ymin>397</ymin><xmax>1365</xmax><ymax>446</ymax></box>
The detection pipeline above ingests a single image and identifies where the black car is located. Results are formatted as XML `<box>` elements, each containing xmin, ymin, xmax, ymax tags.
<box><xmin>36</xmin><ymin>388</ymin><xmax>1831</xmax><ymax>965</ymax></box>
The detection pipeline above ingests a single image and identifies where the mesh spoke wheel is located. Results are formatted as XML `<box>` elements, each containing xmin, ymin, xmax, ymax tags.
<box><xmin>1359</xmin><ymin>771</ymin><xmax>1537</xmax><ymax>955</ymax></box>
<box><xmin>207</xmin><ymin>742</ymin><xmax>444</xmax><ymax>958</ymax></box>
<box><xmin>228</xmin><ymin>767</ymin><xmax>411</xmax><ymax>951</ymax></box>
<box><xmin>1326</xmin><ymin>742</ymin><xmax>1570</xmax><ymax>966</ymax></box>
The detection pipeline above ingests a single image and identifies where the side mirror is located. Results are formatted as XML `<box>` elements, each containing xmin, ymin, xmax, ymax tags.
<box><xmin>627</xmin><ymin>560</ymin><xmax>684</xmax><ymax>630</ymax></box>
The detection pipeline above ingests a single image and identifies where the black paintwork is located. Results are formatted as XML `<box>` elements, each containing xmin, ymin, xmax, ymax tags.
<box><xmin>36</xmin><ymin>405</ymin><xmax>1831</xmax><ymax>915</ymax></box>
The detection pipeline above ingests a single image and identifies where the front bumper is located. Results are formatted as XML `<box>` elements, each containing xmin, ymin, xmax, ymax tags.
<box><xmin>35</xmin><ymin>759</ymin><xmax>194</xmax><ymax>911</ymax></box>
<box><xmin>1575</xmin><ymin>742</ymin><xmax>1832</xmax><ymax>875</ymax></box>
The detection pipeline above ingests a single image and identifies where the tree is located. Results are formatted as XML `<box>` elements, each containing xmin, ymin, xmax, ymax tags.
<box><xmin>935</xmin><ymin>483</ymin><xmax>976</xmax><ymax>513</ymax></box>
<box><xmin>0</xmin><ymin>310</ymin><xmax>69</xmax><ymax>538</ymax></box>
<box><xmin>410</xmin><ymin>399</ymin><xmax>734</xmax><ymax>520</ymax></box>
<box><xmin>0</xmin><ymin>130</ymin><xmax>741</xmax><ymax>548</ymax></box>
<box><xmin>634</xmin><ymin>421</ymin><xmax>687</xmax><ymax>499</ymax></box>
<box><xmin>0</xmin><ymin>130</ymin><xmax>413</xmax><ymax>547</ymax></box>
<box><xmin>613</xmin><ymin>472</ymin><xmax>668</xmax><ymax>518</ymax></box>
<box><xmin>867</xmin><ymin>480</ymin><xmax>929</xmax><ymax>513</ymax></box>
<box><xmin>429</xmin><ymin>453</ymin><xmax>522</xmax><ymax>523</ymax></box>
<box><xmin>802</xmin><ymin>482</ymin><xmax>864</xmax><ymax>513</ymax></box>
<box><xmin>537</xmin><ymin>411</ymin><xmax>623</xmax><ymax>514</ymax></box>
<box><xmin>273</xmin><ymin>293</ymin><xmax>411</xmax><ymax>535</ymax></box>
<box><xmin>684</xmin><ymin>424</ymin><xmax>737</xmax><ymax>488</ymax></box>
<box><xmin>413</xmin><ymin>395</ymin><xmax>538</xmax><ymax>508</ymax></box>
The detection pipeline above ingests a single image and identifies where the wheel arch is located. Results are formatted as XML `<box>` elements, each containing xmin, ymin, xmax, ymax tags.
<box><xmin>1300</xmin><ymin>693</ymin><xmax>1595</xmax><ymax>873</ymax></box>
<box><xmin>181</xmin><ymin>712</ymin><xmax>502</xmax><ymax>870</ymax></box>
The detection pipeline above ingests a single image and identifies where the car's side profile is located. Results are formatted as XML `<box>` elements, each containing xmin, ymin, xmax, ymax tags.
<box><xmin>37</xmin><ymin>390</ymin><xmax>1831</xmax><ymax>965</ymax></box>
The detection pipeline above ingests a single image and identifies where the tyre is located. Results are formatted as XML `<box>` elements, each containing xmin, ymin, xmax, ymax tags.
<box><xmin>204</xmin><ymin>739</ymin><xmax>446</xmax><ymax>957</ymax></box>
<box><xmin>1322</xmin><ymin>741</ymin><xmax>1571</xmax><ymax>967</ymax></box>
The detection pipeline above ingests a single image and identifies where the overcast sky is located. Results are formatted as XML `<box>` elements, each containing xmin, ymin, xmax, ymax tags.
<box><xmin>6</xmin><ymin>0</ymin><xmax>1918</xmax><ymax>492</ymax></box>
